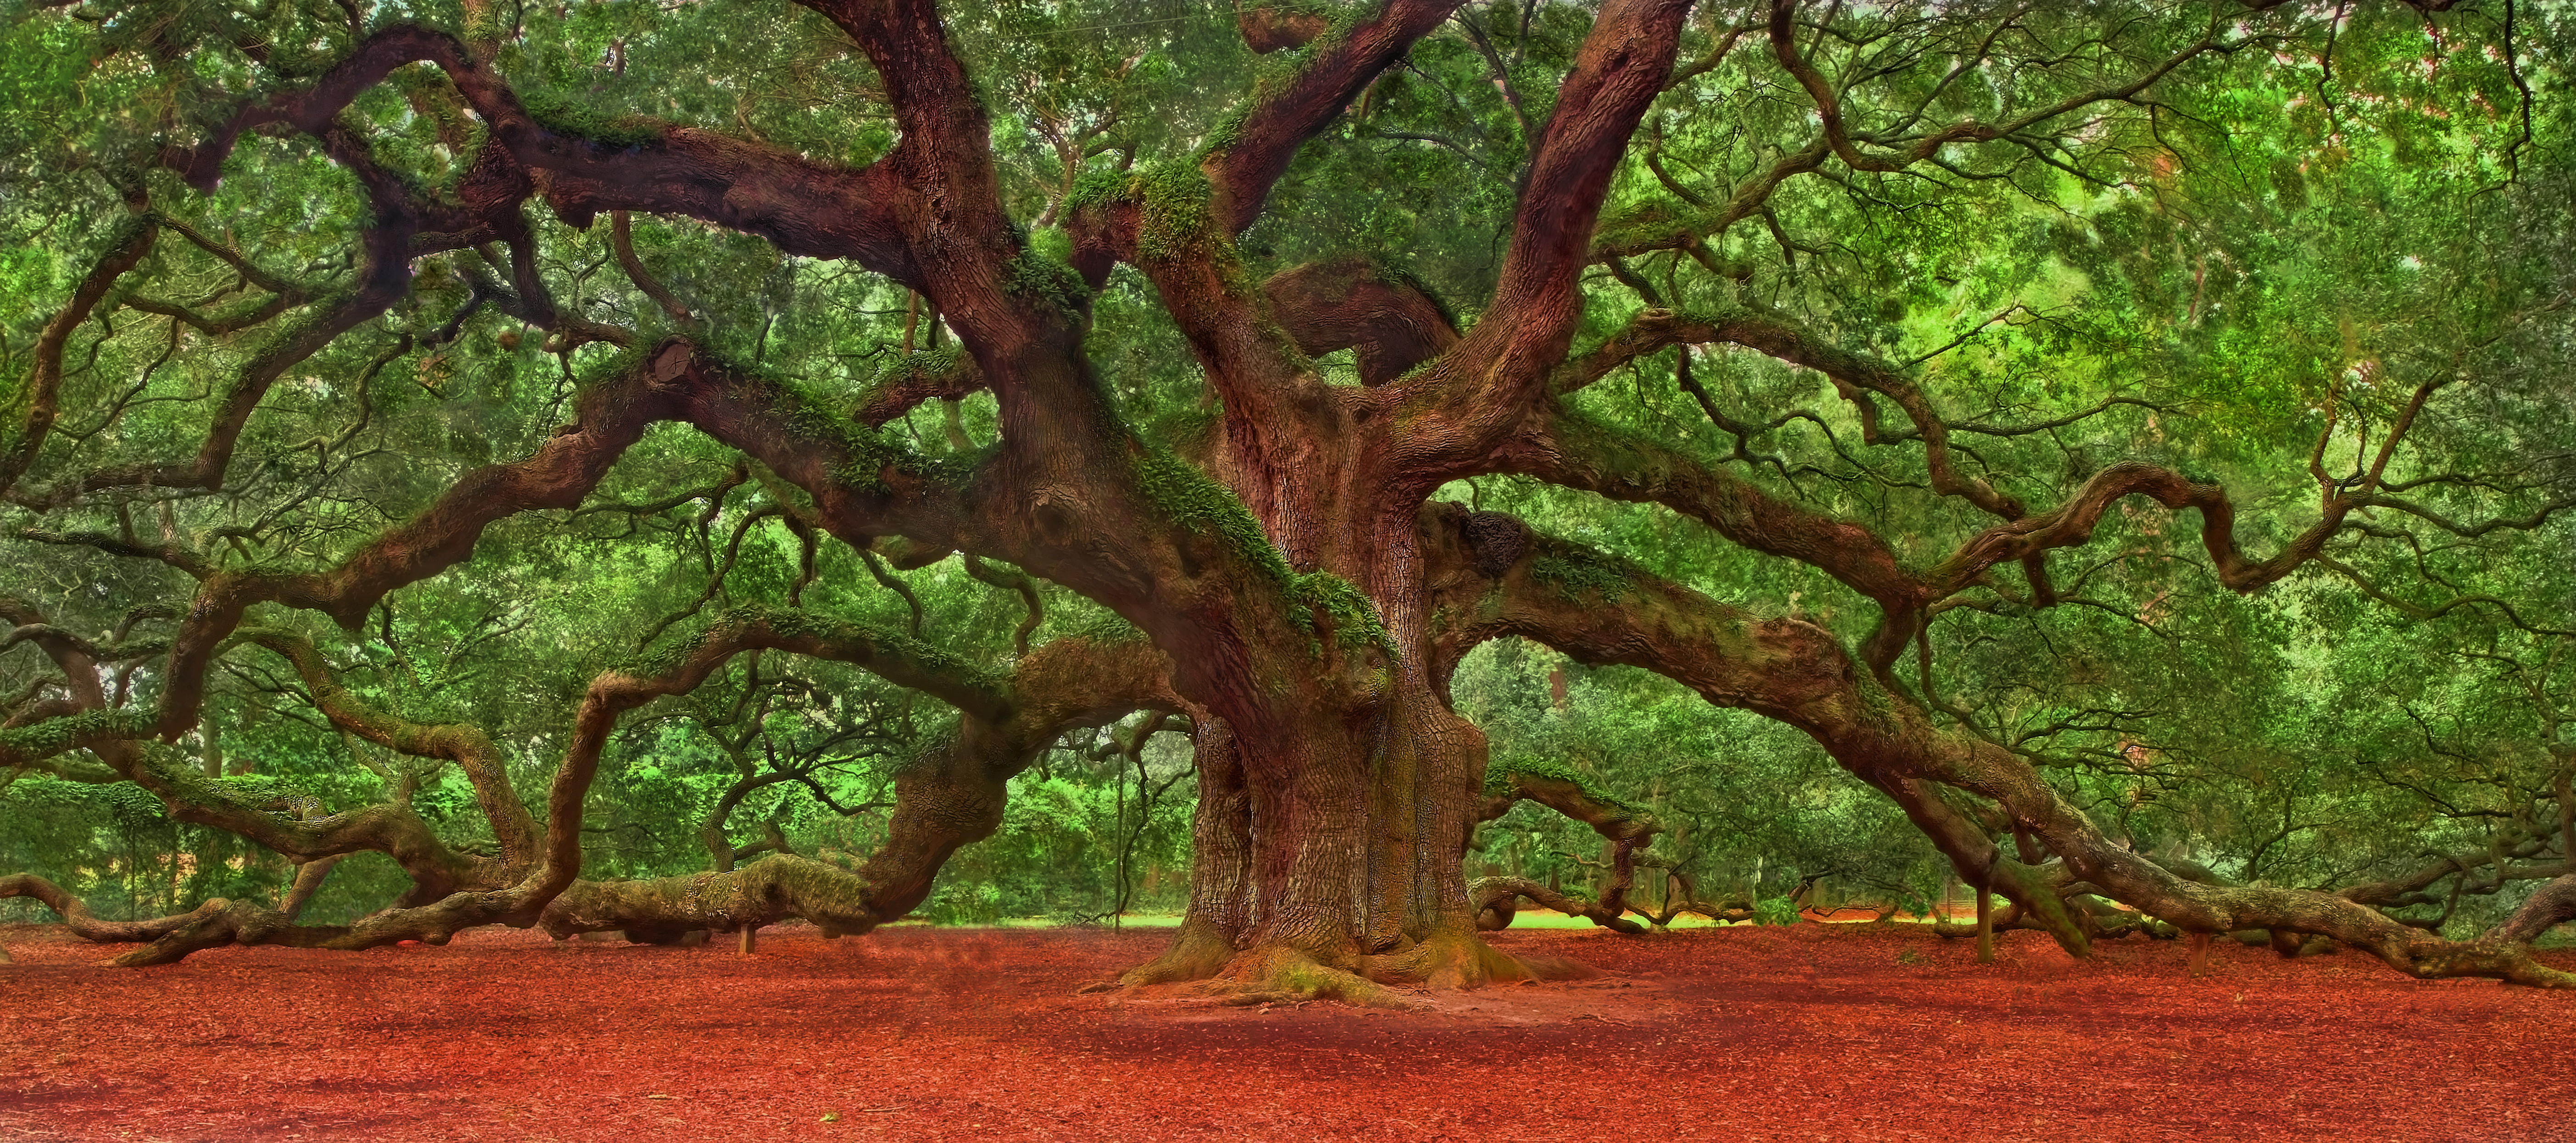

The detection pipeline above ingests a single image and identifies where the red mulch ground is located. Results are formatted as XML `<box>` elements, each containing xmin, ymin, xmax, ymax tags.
<box><xmin>1</xmin><ymin>921</ymin><xmax>2570</xmax><ymax>1143</ymax></box>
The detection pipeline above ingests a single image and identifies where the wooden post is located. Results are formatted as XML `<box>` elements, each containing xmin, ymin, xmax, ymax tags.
<box><xmin>738</xmin><ymin>926</ymin><xmax>757</xmax><ymax>955</ymax></box>
<box><xmin>2188</xmin><ymin>930</ymin><xmax>2210</xmax><ymax>977</ymax></box>
<box><xmin>1975</xmin><ymin>883</ymin><xmax>1993</xmax><ymax>964</ymax></box>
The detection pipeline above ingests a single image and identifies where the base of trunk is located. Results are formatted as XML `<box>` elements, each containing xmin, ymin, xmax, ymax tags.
<box><xmin>1198</xmin><ymin>945</ymin><xmax>1416</xmax><ymax>1008</ymax></box>
<box><xmin>1101</xmin><ymin>915</ymin><xmax>1238</xmax><ymax>988</ymax></box>
<box><xmin>1100</xmin><ymin>921</ymin><xmax>1598</xmax><ymax>1004</ymax></box>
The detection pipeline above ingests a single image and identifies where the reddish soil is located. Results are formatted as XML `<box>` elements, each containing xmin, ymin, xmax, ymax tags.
<box><xmin>1</xmin><ymin>921</ymin><xmax>2570</xmax><ymax>1143</ymax></box>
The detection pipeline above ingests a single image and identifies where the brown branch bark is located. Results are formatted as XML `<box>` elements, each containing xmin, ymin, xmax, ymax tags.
<box><xmin>851</xmin><ymin>349</ymin><xmax>983</xmax><ymax>427</ymax></box>
<box><xmin>1261</xmin><ymin>256</ymin><xmax>1460</xmax><ymax>386</ymax></box>
<box><xmin>0</xmin><ymin>215</ymin><xmax>158</xmax><ymax>501</ymax></box>
<box><xmin>1235</xmin><ymin>2</ymin><xmax>1331</xmax><ymax>54</ymax></box>
<box><xmin>1206</xmin><ymin>0</ymin><xmax>1470</xmax><ymax>235</ymax></box>
<box><xmin>164</xmin><ymin>26</ymin><xmax>917</xmax><ymax>276</ymax></box>
<box><xmin>1487</xmin><ymin>403</ymin><xmax>1929</xmax><ymax>666</ymax></box>
<box><xmin>0</xmin><ymin>874</ymin><xmax>228</xmax><ymax>945</ymax></box>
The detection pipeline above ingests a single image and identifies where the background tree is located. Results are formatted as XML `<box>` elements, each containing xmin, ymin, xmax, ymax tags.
<box><xmin>3</xmin><ymin>0</ymin><xmax>2574</xmax><ymax>994</ymax></box>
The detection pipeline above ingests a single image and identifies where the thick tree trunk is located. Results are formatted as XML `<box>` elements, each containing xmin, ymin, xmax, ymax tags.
<box><xmin>1119</xmin><ymin>720</ymin><xmax>1250</xmax><ymax>985</ymax></box>
<box><xmin>1230</xmin><ymin>718</ymin><xmax>1375</xmax><ymax>970</ymax></box>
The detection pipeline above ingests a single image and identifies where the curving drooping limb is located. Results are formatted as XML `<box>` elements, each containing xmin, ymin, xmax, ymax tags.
<box><xmin>961</xmin><ymin>555</ymin><xmax>1044</xmax><ymax>658</ymax></box>
<box><xmin>1470</xmin><ymin>877</ymin><xmax>1643</xmax><ymax>935</ymax></box>
<box><xmin>1469</xmin><ymin>761</ymin><xmax>1661</xmax><ymax>933</ymax></box>
<box><xmin>0</xmin><ymin>874</ymin><xmax>229</xmax><ymax>950</ymax></box>
<box><xmin>2493</xmin><ymin>874</ymin><xmax>2576</xmax><ymax>945</ymax></box>
<box><xmin>232</xmin><ymin>629</ymin><xmax>540</xmax><ymax>877</ymax></box>
<box><xmin>1465</xmin><ymin>761</ymin><xmax>1773</xmax><ymax>933</ymax></box>
<box><xmin>1416</xmin><ymin>502</ymin><xmax>2576</xmax><ymax>986</ymax></box>
<box><xmin>0</xmin><ymin>603</ymin><xmax>516</xmax><ymax>912</ymax></box>
<box><xmin>610</xmin><ymin>211</ymin><xmax>698</xmax><ymax>325</ymax></box>
<box><xmin>21</xmin><ymin>334</ymin><xmax>976</xmax><ymax>746</ymax></box>
<box><xmin>1260</xmin><ymin>256</ymin><xmax>1460</xmax><ymax>386</ymax></box>
<box><xmin>1927</xmin><ymin>892</ymin><xmax>2180</xmax><ymax>945</ymax></box>
<box><xmin>0</xmin><ymin>214</ymin><xmax>158</xmax><ymax>501</ymax></box>
<box><xmin>279</xmin><ymin>855</ymin><xmax>347</xmax><ymax>922</ymax></box>
<box><xmin>536</xmin><ymin>632</ymin><xmax>1182</xmax><ymax>942</ymax></box>
<box><xmin>1505</xmin><ymin>301</ymin><xmax>2566</xmax><ymax>677</ymax></box>
<box><xmin>31</xmin><ymin>608</ymin><xmax>1148</xmax><ymax>965</ymax></box>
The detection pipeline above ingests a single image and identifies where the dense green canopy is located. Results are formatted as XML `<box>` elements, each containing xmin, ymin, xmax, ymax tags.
<box><xmin>1</xmin><ymin>0</ymin><xmax>2571</xmax><ymax>988</ymax></box>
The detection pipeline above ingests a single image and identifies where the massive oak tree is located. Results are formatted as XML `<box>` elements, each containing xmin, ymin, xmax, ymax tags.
<box><xmin>4</xmin><ymin>0</ymin><xmax>2575</xmax><ymax>995</ymax></box>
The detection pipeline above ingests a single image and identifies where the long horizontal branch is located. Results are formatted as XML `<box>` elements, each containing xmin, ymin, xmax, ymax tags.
<box><xmin>167</xmin><ymin>25</ymin><xmax>917</xmax><ymax>276</ymax></box>
<box><xmin>0</xmin><ymin>874</ymin><xmax>225</xmax><ymax>944</ymax></box>
<box><xmin>1515</xmin><ymin>305</ymin><xmax>2550</xmax><ymax>674</ymax></box>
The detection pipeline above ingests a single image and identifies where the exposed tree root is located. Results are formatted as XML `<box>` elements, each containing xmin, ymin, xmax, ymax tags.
<box><xmin>1194</xmin><ymin>946</ymin><xmax>1418</xmax><ymax>1009</ymax></box>
<box><xmin>1103</xmin><ymin>916</ymin><xmax>1238</xmax><ymax>989</ymax></box>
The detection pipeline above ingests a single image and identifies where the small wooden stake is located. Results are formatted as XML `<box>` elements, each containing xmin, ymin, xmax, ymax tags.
<box><xmin>738</xmin><ymin>926</ymin><xmax>757</xmax><ymax>955</ymax></box>
<box><xmin>2188</xmin><ymin>930</ymin><xmax>2211</xmax><ymax>977</ymax></box>
<box><xmin>1974</xmin><ymin>884</ymin><xmax>1993</xmax><ymax>965</ymax></box>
